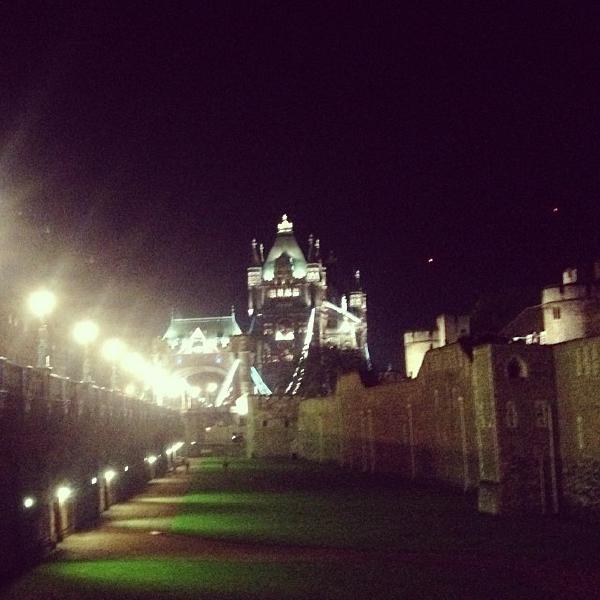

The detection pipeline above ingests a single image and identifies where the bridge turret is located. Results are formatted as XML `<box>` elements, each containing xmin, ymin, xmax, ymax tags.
<box><xmin>247</xmin><ymin>239</ymin><xmax>263</xmax><ymax>316</ymax></box>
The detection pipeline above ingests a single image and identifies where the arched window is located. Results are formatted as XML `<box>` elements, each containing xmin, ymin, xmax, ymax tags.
<box><xmin>506</xmin><ymin>356</ymin><xmax>528</xmax><ymax>379</ymax></box>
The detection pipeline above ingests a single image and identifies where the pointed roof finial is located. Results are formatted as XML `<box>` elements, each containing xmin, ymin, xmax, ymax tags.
<box><xmin>251</xmin><ymin>238</ymin><xmax>261</xmax><ymax>265</ymax></box>
<box><xmin>307</xmin><ymin>234</ymin><xmax>315</xmax><ymax>261</ymax></box>
<box><xmin>277</xmin><ymin>214</ymin><xmax>293</xmax><ymax>233</ymax></box>
<box><xmin>354</xmin><ymin>269</ymin><xmax>362</xmax><ymax>289</ymax></box>
<box><xmin>259</xmin><ymin>242</ymin><xmax>265</xmax><ymax>263</ymax></box>
<box><xmin>231</xmin><ymin>304</ymin><xmax>236</xmax><ymax>317</ymax></box>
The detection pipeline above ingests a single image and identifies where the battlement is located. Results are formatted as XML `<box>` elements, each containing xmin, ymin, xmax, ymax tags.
<box><xmin>542</xmin><ymin>283</ymin><xmax>595</xmax><ymax>304</ymax></box>
<box><xmin>404</xmin><ymin>330</ymin><xmax>438</xmax><ymax>344</ymax></box>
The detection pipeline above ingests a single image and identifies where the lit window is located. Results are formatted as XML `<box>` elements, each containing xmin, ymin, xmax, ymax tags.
<box><xmin>553</xmin><ymin>307</ymin><xmax>561</xmax><ymax>320</ymax></box>
<box><xmin>277</xmin><ymin>289</ymin><xmax>284</xmax><ymax>297</ymax></box>
<box><xmin>349</xmin><ymin>295</ymin><xmax>362</xmax><ymax>308</ymax></box>
<box><xmin>268</xmin><ymin>289</ymin><xmax>276</xmax><ymax>298</ymax></box>
<box><xmin>284</xmin><ymin>288</ymin><xmax>292</xmax><ymax>297</ymax></box>
<box><xmin>292</xmin><ymin>288</ymin><xmax>300</xmax><ymax>296</ymax></box>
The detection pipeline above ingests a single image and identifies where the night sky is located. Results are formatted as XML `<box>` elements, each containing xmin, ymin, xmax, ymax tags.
<box><xmin>1</xmin><ymin>3</ymin><xmax>600</xmax><ymax>367</ymax></box>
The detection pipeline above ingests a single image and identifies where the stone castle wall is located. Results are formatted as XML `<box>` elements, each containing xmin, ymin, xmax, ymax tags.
<box><xmin>473</xmin><ymin>344</ymin><xmax>557</xmax><ymax>515</ymax></box>
<box><xmin>553</xmin><ymin>339</ymin><xmax>600</xmax><ymax>516</ymax></box>
<box><xmin>0</xmin><ymin>359</ymin><xmax>183</xmax><ymax>580</ymax></box>
<box><xmin>247</xmin><ymin>394</ymin><xmax>300</xmax><ymax>457</ymax></box>
<box><xmin>298</xmin><ymin>343</ymin><xmax>478</xmax><ymax>491</ymax></box>
<box><xmin>250</xmin><ymin>338</ymin><xmax>600</xmax><ymax>518</ymax></box>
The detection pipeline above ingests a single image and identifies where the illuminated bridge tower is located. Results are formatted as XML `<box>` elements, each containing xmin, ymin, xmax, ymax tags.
<box><xmin>160</xmin><ymin>310</ymin><xmax>243</xmax><ymax>409</ymax></box>
<box><xmin>248</xmin><ymin>214</ymin><xmax>368</xmax><ymax>393</ymax></box>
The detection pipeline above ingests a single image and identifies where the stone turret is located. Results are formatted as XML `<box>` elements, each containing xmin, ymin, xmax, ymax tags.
<box><xmin>541</xmin><ymin>265</ymin><xmax>600</xmax><ymax>344</ymax></box>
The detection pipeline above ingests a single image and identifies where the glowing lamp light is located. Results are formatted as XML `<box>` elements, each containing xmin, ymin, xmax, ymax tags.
<box><xmin>207</xmin><ymin>382</ymin><xmax>218</xmax><ymax>394</ymax></box>
<box><xmin>56</xmin><ymin>485</ymin><xmax>73</xmax><ymax>503</ymax></box>
<box><xmin>124</xmin><ymin>465</ymin><xmax>129</xmax><ymax>472</ymax></box>
<box><xmin>121</xmin><ymin>351</ymin><xmax>147</xmax><ymax>375</ymax></box>
<box><xmin>125</xmin><ymin>383</ymin><xmax>136</xmax><ymax>396</ymax></box>
<box><xmin>91</xmin><ymin>477</ymin><xmax>98</xmax><ymax>485</ymax></box>
<box><xmin>23</xmin><ymin>496</ymin><xmax>36</xmax><ymax>509</ymax></box>
<box><xmin>102</xmin><ymin>338</ymin><xmax>126</xmax><ymax>362</ymax></box>
<box><xmin>166</xmin><ymin>377</ymin><xmax>186</xmax><ymax>399</ymax></box>
<box><xmin>146</xmin><ymin>455</ymin><xmax>157</xmax><ymax>465</ymax></box>
<box><xmin>104</xmin><ymin>469</ymin><xmax>117</xmax><ymax>483</ymax></box>
<box><xmin>172</xmin><ymin>442</ymin><xmax>184</xmax><ymax>452</ymax></box>
<box><xmin>427</xmin><ymin>257</ymin><xmax>434</xmax><ymax>264</ymax></box>
<box><xmin>73</xmin><ymin>320</ymin><xmax>99</xmax><ymax>346</ymax></box>
<box><xmin>27</xmin><ymin>289</ymin><xmax>57</xmax><ymax>319</ymax></box>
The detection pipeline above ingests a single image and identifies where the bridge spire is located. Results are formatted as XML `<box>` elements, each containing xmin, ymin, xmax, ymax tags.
<box><xmin>277</xmin><ymin>214</ymin><xmax>293</xmax><ymax>233</ymax></box>
<box><xmin>307</xmin><ymin>234</ymin><xmax>315</xmax><ymax>261</ymax></box>
<box><xmin>251</xmin><ymin>238</ymin><xmax>261</xmax><ymax>266</ymax></box>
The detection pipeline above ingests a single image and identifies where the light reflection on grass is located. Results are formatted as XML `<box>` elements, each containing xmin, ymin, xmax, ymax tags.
<box><xmin>32</xmin><ymin>557</ymin><xmax>523</xmax><ymax>600</ymax></box>
<box><xmin>108</xmin><ymin>517</ymin><xmax>174</xmax><ymax>531</ymax></box>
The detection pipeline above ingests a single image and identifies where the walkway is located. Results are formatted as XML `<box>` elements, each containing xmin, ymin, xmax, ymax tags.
<box><xmin>2</xmin><ymin>458</ymin><xmax>599</xmax><ymax>599</ymax></box>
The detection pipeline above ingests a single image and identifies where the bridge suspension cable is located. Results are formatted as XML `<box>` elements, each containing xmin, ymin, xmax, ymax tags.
<box><xmin>215</xmin><ymin>358</ymin><xmax>240</xmax><ymax>406</ymax></box>
<box><xmin>250</xmin><ymin>366</ymin><xmax>272</xmax><ymax>395</ymax></box>
<box><xmin>285</xmin><ymin>307</ymin><xmax>316</xmax><ymax>395</ymax></box>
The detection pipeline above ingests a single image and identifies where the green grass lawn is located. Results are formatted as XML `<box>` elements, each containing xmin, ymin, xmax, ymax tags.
<box><xmin>4</xmin><ymin>457</ymin><xmax>599</xmax><ymax>599</ymax></box>
<box><xmin>171</xmin><ymin>458</ymin><xmax>598</xmax><ymax>560</ymax></box>
<box><xmin>14</xmin><ymin>556</ymin><xmax>537</xmax><ymax>600</ymax></box>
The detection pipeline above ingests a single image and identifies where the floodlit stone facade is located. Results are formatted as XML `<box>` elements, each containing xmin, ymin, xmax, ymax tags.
<box><xmin>247</xmin><ymin>394</ymin><xmax>300</xmax><ymax>458</ymax></box>
<box><xmin>248</xmin><ymin>337</ymin><xmax>600</xmax><ymax>518</ymax></box>
<box><xmin>404</xmin><ymin>313</ymin><xmax>470</xmax><ymax>378</ymax></box>
<box><xmin>553</xmin><ymin>339</ymin><xmax>600</xmax><ymax>517</ymax></box>
<box><xmin>0</xmin><ymin>359</ymin><xmax>182</xmax><ymax>580</ymax></box>
<box><xmin>248</xmin><ymin>215</ymin><xmax>369</xmax><ymax>393</ymax></box>
<box><xmin>502</xmin><ymin>262</ymin><xmax>600</xmax><ymax>345</ymax></box>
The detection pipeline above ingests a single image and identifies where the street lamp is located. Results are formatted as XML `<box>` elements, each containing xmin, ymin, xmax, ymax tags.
<box><xmin>102</xmin><ymin>338</ymin><xmax>126</xmax><ymax>389</ymax></box>
<box><xmin>27</xmin><ymin>289</ymin><xmax>57</xmax><ymax>368</ymax></box>
<box><xmin>73</xmin><ymin>320</ymin><xmax>99</xmax><ymax>382</ymax></box>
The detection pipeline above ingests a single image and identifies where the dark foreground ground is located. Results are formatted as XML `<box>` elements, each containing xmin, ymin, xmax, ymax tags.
<box><xmin>2</xmin><ymin>457</ymin><xmax>599</xmax><ymax>599</ymax></box>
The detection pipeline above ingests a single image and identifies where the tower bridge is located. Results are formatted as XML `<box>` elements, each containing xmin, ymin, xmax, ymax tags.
<box><xmin>158</xmin><ymin>215</ymin><xmax>369</xmax><ymax>442</ymax></box>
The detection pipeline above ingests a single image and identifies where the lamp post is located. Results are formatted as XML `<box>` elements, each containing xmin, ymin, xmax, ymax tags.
<box><xmin>73</xmin><ymin>320</ymin><xmax>99</xmax><ymax>382</ymax></box>
<box><xmin>27</xmin><ymin>289</ymin><xmax>57</xmax><ymax>368</ymax></box>
<box><xmin>102</xmin><ymin>338</ymin><xmax>126</xmax><ymax>390</ymax></box>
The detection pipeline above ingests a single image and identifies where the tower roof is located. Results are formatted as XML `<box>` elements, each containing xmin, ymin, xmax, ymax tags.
<box><xmin>263</xmin><ymin>214</ymin><xmax>307</xmax><ymax>280</ymax></box>
<box><xmin>163</xmin><ymin>314</ymin><xmax>242</xmax><ymax>341</ymax></box>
